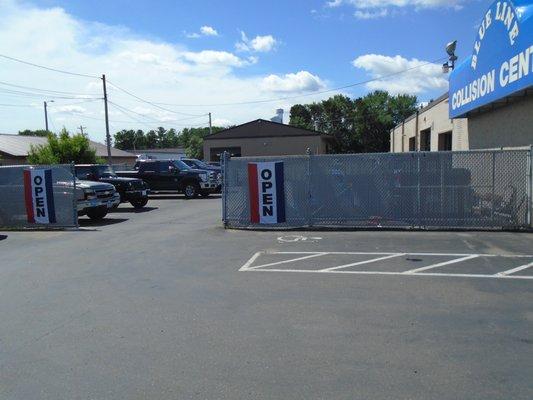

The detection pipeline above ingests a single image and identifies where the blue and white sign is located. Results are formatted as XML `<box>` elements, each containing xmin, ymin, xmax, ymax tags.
<box><xmin>449</xmin><ymin>0</ymin><xmax>533</xmax><ymax>118</ymax></box>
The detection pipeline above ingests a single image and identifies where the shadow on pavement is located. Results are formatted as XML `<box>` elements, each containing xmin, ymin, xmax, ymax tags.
<box><xmin>111</xmin><ymin>207</ymin><xmax>159</xmax><ymax>214</ymax></box>
<box><xmin>149</xmin><ymin>194</ymin><xmax>221</xmax><ymax>200</ymax></box>
<box><xmin>0</xmin><ymin>235</ymin><xmax>7</xmax><ymax>241</ymax></box>
<box><xmin>78</xmin><ymin>218</ymin><xmax>129</xmax><ymax>227</ymax></box>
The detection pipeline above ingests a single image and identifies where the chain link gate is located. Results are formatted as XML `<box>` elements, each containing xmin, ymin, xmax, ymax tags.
<box><xmin>222</xmin><ymin>149</ymin><xmax>533</xmax><ymax>230</ymax></box>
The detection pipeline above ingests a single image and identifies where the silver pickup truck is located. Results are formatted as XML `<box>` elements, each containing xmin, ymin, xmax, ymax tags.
<box><xmin>76</xmin><ymin>180</ymin><xmax>120</xmax><ymax>220</ymax></box>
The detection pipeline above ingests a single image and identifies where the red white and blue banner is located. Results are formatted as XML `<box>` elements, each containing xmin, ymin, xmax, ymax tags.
<box><xmin>23</xmin><ymin>169</ymin><xmax>57</xmax><ymax>224</ymax></box>
<box><xmin>248</xmin><ymin>162</ymin><xmax>286</xmax><ymax>224</ymax></box>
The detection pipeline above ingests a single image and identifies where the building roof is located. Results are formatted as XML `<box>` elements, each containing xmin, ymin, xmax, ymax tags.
<box><xmin>203</xmin><ymin>119</ymin><xmax>331</xmax><ymax>140</ymax></box>
<box><xmin>0</xmin><ymin>133</ymin><xmax>136</xmax><ymax>158</ymax></box>
<box><xmin>137</xmin><ymin>147</ymin><xmax>186</xmax><ymax>154</ymax></box>
<box><xmin>391</xmin><ymin>92</ymin><xmax>450</xmax><ymax>131</ymax></box>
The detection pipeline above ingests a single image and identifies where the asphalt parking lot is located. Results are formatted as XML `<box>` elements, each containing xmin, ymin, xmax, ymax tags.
<box><xmin>1</xmin><ymin>195</ymin><xmax>532</xmax><ymax>400</ymax></box>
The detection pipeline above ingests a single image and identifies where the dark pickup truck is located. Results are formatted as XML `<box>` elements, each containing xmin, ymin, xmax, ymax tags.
<box><xmin>116</xmin><ymin>159</ymin><xmax>220</xmax><ymax>199</ymax></box>
<box><xmin>75</xmin><ymin>164</ymin><xmax>150</xmax><ymax>209</ymax></box>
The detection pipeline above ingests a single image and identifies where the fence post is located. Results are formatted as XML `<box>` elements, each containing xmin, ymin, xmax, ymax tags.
<box><xmin>528</xmin><ymin>145</ymin><xmax>533</xmax><ymax>228</ymax></box>
<box><xmin>491</xmin><ymin>152</ymin><xmax>496</xmax><ymax>224</ymax></box>
<box><xmin>71</xmin><ymin>162</ymin><xmax>79</xmax><ymax>229</ymax></box>
<box><xmin>417</xmin><ymin>153</ymin><xmax>421</xmax><ymax>228</ymax></box>
<box><xmin>221</xmin><ymin>151</ymin><xmax>229</xmax><ymax>228</ymax></box>
<box><xmin>306</xmin><ymin>149</ymin><xmax>313</xmax><ymax>228</ymax></box>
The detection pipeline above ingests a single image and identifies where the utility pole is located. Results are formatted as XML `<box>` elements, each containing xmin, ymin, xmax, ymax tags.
<box><xmin>44</xmin><ymin>101</ymin><xmax>48</xmax><ymax>131</ymax></box>
<box><xmin>102</xmin><ymin>74</ymin><xmax>112</xmax><ymax>164</ymax></box>
<box><xmin>43</xmin><ymin>100</ymin><xmax>53</xmax><ymax>131</ymax></box>
<box><xmin>208</xmin><ymin>112</ymin><xmax>213</xmax><ymax>135</ymax></box>
<box><xmin>78</xmin><ymin>125</ymin><xmax>87</xmax><ymax>135</ymax></box>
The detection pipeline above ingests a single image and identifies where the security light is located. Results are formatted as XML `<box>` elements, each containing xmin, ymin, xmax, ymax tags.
<box><xmin>446</xmin><ymin>40</ymin><xmax>457</xmax><ymax>57</ymax></box>
<box><xmin>442</xmin><ymin>40</ymin><xmax>458</xmax><ymax>73</ymax></box>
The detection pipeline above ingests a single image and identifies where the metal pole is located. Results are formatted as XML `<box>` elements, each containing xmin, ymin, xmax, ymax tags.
<box><xmin>102</xmin><ymin>74</ymin><xmax>112</xmax><ymax>165</ymax></box>
<box><xmin>208</xmin><ymin>112</ymin><xmax>213</xmax><ymax>135</ymax></box>
<box><xmin>491</xmin><ymin>152</ymin><xmax>496</xmax><ymax>223</ymax></box>
<box><xmin>71</xmin><ymin>162</ymin><xmax>79</xmax><ymax>229</ymax></box>
<box><xmin>306</xmin><ymin>147</ymin><xmax>312</xmax><ymax>227</ymax></box>
<box><xmin>44</xmin><ymin>101</ymin><xmax>48</xmax><ymax>131</ymax></box>
<box><xmin>417</xmin><ymin>153</ymin><xmax>421</xmax><ymax>227</ymax></box>
<box><xmin>222</xmin><ymin>151</ymin><xmax>229</xmax><ymax>228</ymax></box>
<box><xmin>528</xmin><ymin>145</ymin><xmax>533</xmax><ymax>228</ymax></box>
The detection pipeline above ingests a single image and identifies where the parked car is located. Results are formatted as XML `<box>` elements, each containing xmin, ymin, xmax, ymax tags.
<box><xmin>76</xmin><ymin>179</ymin><xmax>120</xmax><ymax>220</ymax></box>
<box><xmin>75</xmin><ymin>164</ymin><xmax>149</xmax><ymax>209</ymax></box>
<box><xmin>180</xmin><ymin>158</ymin><xmax>222</xmax><ymax>193</ymax></box>
<box><xmin>206</xmin><ymin>161</ymin><xmax>221</xmax><ymax>167</ymax></box>
<box><xmin>116</xmin><ymin>159</ymin><xmax>219</xmax><ymax>198</ymax></box>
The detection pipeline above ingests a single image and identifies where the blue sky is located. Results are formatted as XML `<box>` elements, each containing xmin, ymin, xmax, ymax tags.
<box><xmin>1</xmin><ymin>0</ymin><xmax>492</xmax><ymax>142</ymax></box>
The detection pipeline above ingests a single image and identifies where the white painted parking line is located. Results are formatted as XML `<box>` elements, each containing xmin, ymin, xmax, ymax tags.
<box><xmin>240</xmin><ymin>251</ymin><xmax>263</xmax><ymax>270</ymax></box>
<box><xmin>495</xmin><ymin>261</ymin><xmax>533</xmax><ymax>276</ymax></box>
<box><xmin>321</xmin><ymin>253</ymin><xmax>406</xmax><ymax>272</ymax></box>
<box><xmin>239</xmin><ymin>251</ymin><xmax>533</xmax><ymax>280</ymax></box>
<box><xmin>403</xmin><ymin>255</ymin><xmax>479</xmax><ymax>274</ymax></box>
<box><xmin>244</xmin><ymin>267</ymin><xmax>533</xmax><ymax>280</ymax></box>
<box><xmin>245</xmin><ymin>252</ymin><xmax>328</xmax><ymax>270</ymax></box>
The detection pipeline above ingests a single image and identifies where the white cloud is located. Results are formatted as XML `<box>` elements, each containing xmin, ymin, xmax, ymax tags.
<box><xmin>354</xmin><ymin>9</ymin><xmax>388</xmax><ymax>19</ymax></box>
<box><xmin>325</xmin><ymin>0</ymin><xmax>469</xmax><ymax>15</ymax></box>
<box><xmin>185</xmin><ymin>25</ymin><xmax>219</xmax><ymax>38</ymax></box>
<box><xmin>200</xmin><ymin>26</ymin><xmax>218</xmax><ymax>36</ymax></box>
<box><xmin>236</xmin><ymin>31</ymin><xmax>278</xmax><ymax>53</ymax></box>
<box><xmin>0</xmin><ymin>0</ymin><xmax>329</xmax><ymax>142</ymax></box>
<box><xmin>261</xmin><ymin>71</ymin><xmax>326</xmax><ymax>93</ymax></box>
<box><xmin>182</xmin><ymin>50</ymin><xmax>250</xmax><ymax>67</ymax></box>
<box><xmin>52</xmin><ymin>105</ymin><xmax>87</xmax><ymax>115</ymax></box>
<box><xmin>352</xmin><ymin>54</ymin><xmax>448</xmax><ymax>95</ymax></box>
<box><xmin>212</xmin><ymin>118</ymin><xmax>232</xmax><ymax>127</ymax></box>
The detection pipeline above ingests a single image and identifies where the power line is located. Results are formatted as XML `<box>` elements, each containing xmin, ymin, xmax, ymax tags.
<box><xmin>149</xmin><ymin>57</ymin><xmax>448</xmax><ymax>107</ymax></box>
<box><xmin>109</xmin><ymin>102</ymin><xmax>207</xmax><ymax>128</ymax></box>
<box><xmin>0</xmin><ymin>103</ymin><xmax>35</xmax><ymax>107</ymax></box>
<box><xmin>0</xmin><ymin>80</ymin><xmax>100</xmax><ymax>96</ymax></box>
<box><xmin>0</xmin><ymin>53</ymin><xmax>99</xmax><ymax>79</ymax></box>
<box><xmin>108</xmin><ymin>100</ymin><xmax>208</xmax><ymax>123</ymax></box>
<box><xmin>106</xmin><ymin>80</ymin><xmax>207</xmax><ymax>117</ymax></box>
<box><xmin>0</xmin><ymin>87</ymin><xmax>101</xmax><ymax>100</ymax></box>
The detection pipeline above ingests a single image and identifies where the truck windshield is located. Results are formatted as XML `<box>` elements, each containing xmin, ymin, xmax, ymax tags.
<box><xmin>173</xmin><ymin>160</ymin><xmax>190</xmax><ymax>170</ymax></box>
<box><xmin>96</xmin><ymin>166</ymin><xmax>116</xmax><ymax>177</ymax></box>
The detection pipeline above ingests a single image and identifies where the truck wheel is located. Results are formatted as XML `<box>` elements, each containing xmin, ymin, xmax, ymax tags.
<box><xmin>184</xmin><ymin>183</ymin><xmax>199</xmax><ymax>199</ymax></box>
<box><xmin>87</xmin><ymin>207</ymin><xmax>108</xmax><ymax>221</ymax></box>
<box><xmin>131</xmin><ymin>198</ymin><xmax>148</xmax><ymax>209</ymax></box>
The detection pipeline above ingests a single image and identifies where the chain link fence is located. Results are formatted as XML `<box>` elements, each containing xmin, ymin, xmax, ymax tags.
<box><xmin>0</xmin><ymin>164</ymin><xmax>78</xmax><ymax>229</ymax></box>
<box><xmin>222</xmin><ymin>149</ymin><xmax>533</xmax><ymax>230</ymax></box>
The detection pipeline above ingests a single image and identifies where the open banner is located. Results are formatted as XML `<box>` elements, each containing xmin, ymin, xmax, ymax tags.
<box><xmin>23</xmin><ymin>169</ymin><xmax>57</xmax><ymax>224</ymax></box>
<box><xmin>248</xmin><ymin>162</ymin><xmax>286</xmax><ymax>224</ymax></box>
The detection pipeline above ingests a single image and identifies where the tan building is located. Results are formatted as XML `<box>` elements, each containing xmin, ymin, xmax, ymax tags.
<box><xmin>0</xmin><ymin>133</ymin><xmax>137</xmax><ymax>166</ymax></box>
<box><xmin>390</xmin><ymin>93</ymin><xmax>469</xmax><ymax>153</ymax></box>
<box><xmin>203</xmin><ymin>119</ymin><xmax>333</xmax><ymax>161</ymax></box>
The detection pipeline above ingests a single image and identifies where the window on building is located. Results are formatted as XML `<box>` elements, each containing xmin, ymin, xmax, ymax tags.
<box><xmin>438</xmin><ymin>131</ymin><xmax>452</xmax><ymax>151</ymax></box>
<box><xmin>408</xmin><ymin>137</ymin><xmax>415</xmax><ymax>152</ymax></box>
<box><xmin>420</xmin><ymin>128</ymin><xmax>431</xmax><ymax>151</ymax></box>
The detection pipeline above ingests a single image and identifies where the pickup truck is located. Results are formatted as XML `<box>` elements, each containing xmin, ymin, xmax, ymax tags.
<box><xmin>76</xmin><ymin>179</ymin><xmax>120</xmax><ymax>220</ymax></box>
<box><xmin>75</xmin><ymin>164</ymin><xmax>149</xmax><ymax>209</ymax></box>
<box><xmin>116</xmin><ymin>159</ymin><xmax>219</xmax><ymax>199</ymax></box>
<box><xmin>180</xmin><ymin>158</ymin><xmax>222</xmax><ymax>193</ymax></box>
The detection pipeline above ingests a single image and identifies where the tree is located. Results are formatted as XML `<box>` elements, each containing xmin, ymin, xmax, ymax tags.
<box><xmin>180</xmin><ymin>127</ymin><xmax>224</xmax><ymax>159</ymax></box>
<box><xmin>27</xmin><ymin>128</ymin><xmax>100</xmax><ymax>165</ymax></box>
<box><xmin>289</xmin><ymin>91</ymin><xmax>417</xmax><ymax>153</ymax></box>
<box><xmin>19</xmin><ymin>129</ymin><xmax>52</xmax><ymax>137</ymax></box>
